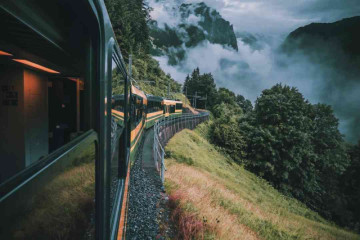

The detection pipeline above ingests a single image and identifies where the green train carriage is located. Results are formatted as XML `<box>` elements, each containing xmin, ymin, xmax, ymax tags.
<box><xmin>145</xmin><ymin>95</ymin><xmax>163</xmax><ymax>128</ymax></box>
<box><xmin>0</xmin><ymin>0</ymin><xmax>143</xmax><ymax>239</ymax></box>
<box><xmin>0</xmin><ymin>0</ymin><xmax>185</xmax><ymax>239</ymax></box>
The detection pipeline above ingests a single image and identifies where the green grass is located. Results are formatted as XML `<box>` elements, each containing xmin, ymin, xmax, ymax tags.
<box><xmin>164</xmin><ymin>124</ymin><xmax>360</xmax><ymax>240</ymax></box>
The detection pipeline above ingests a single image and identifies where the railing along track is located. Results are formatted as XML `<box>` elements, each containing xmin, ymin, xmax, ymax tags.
<box><xmin>153</xmin><ymin>112</ymin><xmax>209</xmax><ymax>183</ymax></box>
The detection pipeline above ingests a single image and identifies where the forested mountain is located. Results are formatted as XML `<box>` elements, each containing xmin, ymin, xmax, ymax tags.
<box><xmin>149</xmin><ymin>1</ymin><xmax>238</xmax><ymax>65</ymax></box>
<box><xmin>282</xmin><ymin>16</ymin><xmax>360</xmax><ymax>81</ymax></box>
<box><xmin>105</xmin><ymin>0</ymin><xmax>181</xmax><ymax>96</ymax></box>
<box><xmin>283</xmin><ymin>16</ymin><xmax>360</xmax><ymax>59</ymax></box>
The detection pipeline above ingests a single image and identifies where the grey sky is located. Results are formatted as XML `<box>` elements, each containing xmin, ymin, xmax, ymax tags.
<box><xmin>183</xmin><ymin>0</ymin><xmax>360</xmax><ymax>34</ymax></box>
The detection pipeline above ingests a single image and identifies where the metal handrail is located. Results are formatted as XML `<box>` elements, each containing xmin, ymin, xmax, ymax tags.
<box><xmin>153</xmin><ymin>112</ymin><xmax>209</xmax><ymax>183</ymax></box>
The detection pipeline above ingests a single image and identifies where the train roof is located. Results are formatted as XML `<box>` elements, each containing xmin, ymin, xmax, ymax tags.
<box><xmin>163</xmin><ymin>99</ymin><xmax>182</xmax><ymax>105</ymax></box>
<box><xmin>131</xmin><ymin>85</ymin><xmax>147</xmax><ymax>100</ymax></box>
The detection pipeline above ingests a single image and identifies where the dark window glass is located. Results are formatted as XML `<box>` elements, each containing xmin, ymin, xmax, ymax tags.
<box><xmin>176</xmin><ymin>103</ymin><xmax>182</xmax><ymax>110</ymax></box>
<box><xmin>170</xmin><ymin>105</ymin><xmax>176</xmax><ymax>113</ymax></box>
<box><xmin>110</xmin><ymin>56</ymin><xmax>126</xmax><ymax>214</ymax></box>
<box><xmin>148</xmin><ymin>100</ymin><xmax>162</xmax><ymax>113</ymax></box>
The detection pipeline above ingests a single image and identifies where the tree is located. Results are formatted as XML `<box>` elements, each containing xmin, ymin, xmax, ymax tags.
<box><xmin>342</xmin><ymin>143</ymin><xmax>360</xmax><ymax>230</ymax></box>
<box><xmin>246</xmin><ymin>84</ymin><xmax>316</xmax><ymax>197</ymax></box>
<box><xmin>105</xmin><ymin>0</ymin><xmax>151</xmax><ymax>59</ymax></box>
<box><xmin>308</xmin><ymin>103</ymin><xmax>350</xmax><ymax>219</ymax></box>
<box><xmin>236</xmin><ymin>95</ymin><xmax>253</xmax><ymax>114</ymax></box>
<box><xmin>245</xmin><ymin>84</ymin><xmax>351</xmax><ymax>225</ymax></box>
<box><xmin>210</xmin><ymin>103</ymin><xmax>246</xmax><ymax>162</ymax></box>
<box><xmin>182</xmin><ymin>68</ymin><xmax>217</xmax><ymax>109</ymax></box>
<box><xmin>217</xmin><ymin>88</ymin><xmax>237</xmax><ymax>106</ymax></box>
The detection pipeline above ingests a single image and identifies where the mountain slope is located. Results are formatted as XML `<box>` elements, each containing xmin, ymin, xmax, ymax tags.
<box><xmin>149</xmin><ymin>1</ymin><xmax>238</xmax><ymax>65</ymax></box>
<box><xmin>283</xmin><ymin>16</ymin><xmax>360</xmax><ymax>58</ymax></box>
<box><xmin>164</xmin><ymin>124</ymin><xmax>359</xmax><ymax>240</ymax></box>
<box><xmin>280</xmin><ymin>16</ymin><xmax>360</xmax><ymax>143</ymax></box>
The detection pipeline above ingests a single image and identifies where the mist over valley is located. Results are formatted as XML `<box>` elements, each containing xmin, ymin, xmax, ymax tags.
<box><xmin>148</xmin><ymin>0</ymin><xmax>360</xmax><ymax>142</ymax></box>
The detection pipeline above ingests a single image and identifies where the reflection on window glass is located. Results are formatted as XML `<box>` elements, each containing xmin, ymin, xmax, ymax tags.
<box><xmin>130</xmin><ymin>95</ymin><xmax>144</xmax><ymax>129</ymax></box>
<box><xmin>0</xmin><ymin>141</ymin><xmax>96</xmax><ymax>240</ymax></box>
<box><xmin>0</xmin><ymin>54</ymin><xmax>86</xmax><ymax>183</ymax></box>
<box><xmin>110</xmin><ymin>56</ymin><xmax>126</xmax><ymax>214</ymax></box>
<box><xmin>147</xmin><ymin>100</ymin><xmax>162</xmax><ymax>113</ymax></box>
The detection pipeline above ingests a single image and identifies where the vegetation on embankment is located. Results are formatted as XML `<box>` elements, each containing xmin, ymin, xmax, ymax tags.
<box><xmin>105</xmin><ymin>0</ymin><xmax>182</xmax><ymax>97</ymax></box>
<box><xmin>164</xmin><ymin>124</ymin><xmax>360</xmax><ymax>240</ymax></box>
<box><xmin>184</xmin><ymin>67</ymin><xmax>360</xmax><ymax>231</ymax></box>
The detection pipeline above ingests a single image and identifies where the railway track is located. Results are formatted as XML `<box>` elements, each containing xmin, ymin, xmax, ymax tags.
<box><xmin>125</xmin><ymin>129</ymin><xmax>173</xmax><ymax>239</ymax></box>
<box><xmin>125</xmin><ymin>113</ymin><xmax>210</xmax><ymax>239</ymax></box>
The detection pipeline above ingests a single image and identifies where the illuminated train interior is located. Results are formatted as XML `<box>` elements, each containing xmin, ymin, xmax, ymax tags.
<box><xmin>0</xmin><ymin>2</ymin><xmax>98</xmax><ymax>238</ymax></box>
<box><xmin>0</xmin><ymin>7</ymin><xmax>92</xmax><ymax>183</ymax></box>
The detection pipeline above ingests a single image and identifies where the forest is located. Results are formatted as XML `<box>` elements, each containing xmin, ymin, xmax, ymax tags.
<box><xmin>183</xmin><ymin>68</ymin><xmax>360</xmax><ymax>231</ymax></box>
<box><xmin>104</xmin><ymin>0</ymin><xmax>360</xmax><ymax>232</ymax></box>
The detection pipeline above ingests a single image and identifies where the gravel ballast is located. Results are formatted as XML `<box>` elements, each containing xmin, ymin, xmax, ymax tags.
<box><xmin>126</xmin><ymin>130</ymin><xmax>174</xmax><ymax>239</ymax></box>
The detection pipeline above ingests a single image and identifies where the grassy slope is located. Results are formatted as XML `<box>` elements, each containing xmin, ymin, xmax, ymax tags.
<box><xmin>164</xmin><ymin>123</ymin><xmax>360</xmax><ymax>240</ymax></box>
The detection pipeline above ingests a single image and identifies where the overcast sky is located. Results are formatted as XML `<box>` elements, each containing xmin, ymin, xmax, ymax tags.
<box><xmin>160</xmin><ymin>0</ymin><xmax>360</xmax><ymax>34</ymax></box>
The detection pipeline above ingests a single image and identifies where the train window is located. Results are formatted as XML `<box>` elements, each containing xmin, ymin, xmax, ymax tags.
<box><xmin>0</xmin><ymin>140</ymin><xmax>97</xmax><ymax>239</ymax></box>
<box><xmin>147</xmin><ymin>100</ymin><xmax>162</xmax><ymax>113</ymax></box>
<box><xmin>176</xmin><ymin>103</ymin><xmax>182</xmax><ymax>110</ymax></box>
<box><xmin>110</xmin><ymin>55</ymin><xmax>126</xmax><ymax>215</ymax></box>
<box><xmin>0</xmin><ymin>50</ymin><xmax>88</xmax><ymax>182</ymax></box>
<box><xmin>0</xmin><ymin>5</ymin><xmax>95</xmax><ymax>239</ymax></box>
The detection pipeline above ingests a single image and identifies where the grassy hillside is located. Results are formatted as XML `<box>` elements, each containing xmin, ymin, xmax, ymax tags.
<box><xmin>164</xmin><ymin>123</ymin><xmax>359</xmax><ymax>240</ymax></box>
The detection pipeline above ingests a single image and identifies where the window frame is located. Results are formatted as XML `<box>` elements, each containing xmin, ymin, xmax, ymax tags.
<box><xmin>108</xmin><ymin>45</ymin><xmax>130</xmax><ymax>238</ymax></box>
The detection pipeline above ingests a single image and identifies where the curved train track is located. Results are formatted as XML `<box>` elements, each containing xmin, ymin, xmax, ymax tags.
<box><xmin>0</xmin><ymin>1</ymin><xmax>208</xmax><ymax>239</ymax></box>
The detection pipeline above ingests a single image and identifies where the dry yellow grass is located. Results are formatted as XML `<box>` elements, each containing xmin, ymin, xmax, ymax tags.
<box><xmin>164</xmin><ymin>126</ymin><xmax>360</xmax><ymax>240</ymax></box>
<box><xmin>14</xmin><ymin>148</ymin><xmax>96</xmax><ymax>240</ymax></box>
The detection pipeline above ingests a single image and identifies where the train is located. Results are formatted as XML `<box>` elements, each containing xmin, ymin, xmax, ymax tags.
<box><xmin>0</xmin><ymin>1</ymin><xmax>185</xmax><ymax>240</ymax></box>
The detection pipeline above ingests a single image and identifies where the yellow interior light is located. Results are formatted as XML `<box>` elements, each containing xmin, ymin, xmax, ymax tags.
<box><xmin>0</xmin><ymin>50</ymin><xmax>12</xmax><ymax>56</ymax></box>
<box><xmin>13</xmin><ymin>59</ymin><xmax>60</xmax><ymax>74</ymax></box>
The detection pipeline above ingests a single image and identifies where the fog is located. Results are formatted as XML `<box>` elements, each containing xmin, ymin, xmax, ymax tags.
<box><xmin>149</xmin><ymin>0</ymin><xmax>360</xmax><ymax>34</ymax></box>
<box><xmin>149</xmin><ymin>0</ymin><xmax>360</xmax><ymax>142</ymax></box>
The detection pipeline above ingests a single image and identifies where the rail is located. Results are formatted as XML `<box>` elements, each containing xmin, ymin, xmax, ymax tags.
<box><xmin>153</xmin><ymin>112</ymin><xmax>210</xmax><ymax>183</ymax></box>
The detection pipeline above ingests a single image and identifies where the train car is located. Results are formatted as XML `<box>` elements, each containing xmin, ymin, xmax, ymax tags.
<box><xmin>162</xmin><ymin>99</ymin><xmax>183</xmax><ymax>118</ymax></box>
<box><xmin>0</xmin><ymin>0</ymin><xmax>138</xmax><ymax>239</ymax></box>
<box><xmin>162</xmin><ymin>99</ymin><xmax>176</xmax><ymax>117</ymax></box>
<box><xmin>112</xmin><ymin>95</ymin><xmax>125</xmax><ymax>126</ymax></box>
<box><xmin>129</xmin><ymin>86</ymin><xmax>147</xmax><ymax>160</ymax></box>
<box><xmin>145</xmin><ymin>95</ymin><xmax>163</xmax><ymax>128</ymax></box>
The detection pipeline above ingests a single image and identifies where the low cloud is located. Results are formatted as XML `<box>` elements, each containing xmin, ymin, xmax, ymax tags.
<box><xmin>149</xmin><ymin>0</ymin><xmax>360</xmax><ymax>142</ymax></box>
<box><xmin>155</xmin><ymin>35</ymin><xmax>360</xmax><ymax>142</ymax></box>
<box><xmin>149</xmin><ymin>0</ymin><xmax>360</xmax><ymax>34</ymax></box>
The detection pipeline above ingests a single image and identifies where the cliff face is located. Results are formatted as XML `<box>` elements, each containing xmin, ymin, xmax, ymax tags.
<box><xmin>149</xmin><ymin>1</ymin><xmax>238</xmax><ymax>65</ymax></box>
